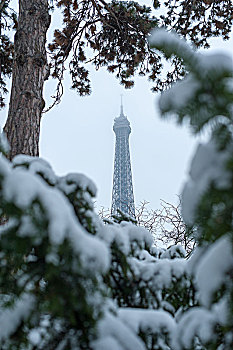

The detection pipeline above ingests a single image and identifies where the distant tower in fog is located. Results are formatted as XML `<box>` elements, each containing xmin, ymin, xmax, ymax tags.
<box><xmin>111</xmin><ymin>98</ymin><xmax>135</xmax><ymax>218</ymax></box>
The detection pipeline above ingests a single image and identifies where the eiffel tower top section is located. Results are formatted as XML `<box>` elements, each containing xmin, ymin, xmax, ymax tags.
<box><xmin>113</xmin><ymin>98</ymin><xmax>131</xmax><ymax>134</ymax></box>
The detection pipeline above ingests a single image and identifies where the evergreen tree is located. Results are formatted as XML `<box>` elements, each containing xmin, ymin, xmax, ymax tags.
<box><xmin>0</xmin><ymin>138</ymin><xmax>192</xmax><ymax>349</ymax></box>
<box><xmin>150</xmin><ymin>27</ymin><xmax>233</xmax><ymax>349</ymax></box>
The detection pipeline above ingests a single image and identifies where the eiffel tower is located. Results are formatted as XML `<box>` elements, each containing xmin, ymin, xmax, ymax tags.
<box><xmin>111</xmin><ymin>98</ymin><xmax>135</xmax><ymax>218</ymax></box>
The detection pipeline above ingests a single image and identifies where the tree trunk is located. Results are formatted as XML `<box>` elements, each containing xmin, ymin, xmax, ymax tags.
<box><xmin>3</xmin><ymin>0</ymin><xmax>50</xmax><ymax>160</ymax></box>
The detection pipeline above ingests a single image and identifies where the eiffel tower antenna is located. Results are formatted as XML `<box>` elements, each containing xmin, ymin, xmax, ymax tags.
<box><xmin>120</xmin><ymin>94</ymin><xmax>124</xmax><ymax>115</ymax></box>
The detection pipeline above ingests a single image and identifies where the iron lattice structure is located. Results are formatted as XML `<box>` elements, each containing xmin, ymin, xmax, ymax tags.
<box><xmin>111</xmin><ymin>103</ymin><xmax>135</xmax><ymax>218</ymax></box>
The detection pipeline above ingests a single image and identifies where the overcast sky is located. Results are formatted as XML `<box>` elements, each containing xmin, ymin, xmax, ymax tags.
<box><xmin>0</xmin><ymin>1</ymin><xmax>233</xmax><ymax>212</ymax></box>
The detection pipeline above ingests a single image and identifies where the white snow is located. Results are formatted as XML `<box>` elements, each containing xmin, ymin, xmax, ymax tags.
<box><xmin>92</xmin><ymin>310</ymin><xmax>146</xmax><ymax>350</ymax></box>
<box><xmin>159</xmin><ymin>75</ymin><xmax>200</xmax><ymax>115</ymax></box>
<box><xmin>118</xmin><ymin>307</ymin><xmax>176</xmax><ymax>335</ymax></box>
<box><xmin>0</xmin><ymin>294</ymin><xmax>35</xmax><ymax>342</ymax></box>
<box><xmin>58</xmin><ymin>173</ymin><xmax>97</xmax><ymax>197</ymax></box>
<box><xmin>2</xmin><ymin>166</ymin><xmax>109</xmax><ymax>273</ymax></box>
<box><xmin>149</xmin><ymin>28</ymin><xmax>195</xmax><ymax>64</ymax></box>
<box><xmin>139</xmin><ymin>249</ymin><xmax>157</xmax><ymax>262</ymax></box>
<box><xmin>97</xmin><ymin>221</ymin><xmax>153</xmax><ymax>255</ymax></box>
<box><xmin>160</xmin><ymin>244</ymin><xmax>186</xmax><ymax>259</ymax></box>
<box><xmin>0</xmin><ymin>155</ymin><xmax>11</xmax><ymax>177</ymax></box>
<box><xmin>175</xmin><ymin>297</ymin><xmax>230</xmax><ymax>350</ymax></box>
<box><xmin>198</xmin><ymin>53</ymin><xmax>233</xmax><ymax>78</ymax></box>
<box><xmin>13</xmin><ymin>155</ymin><xmax>57</xmax><ymax>185</ymax></box>
<box><xmin>195</xmin><ymin>236</ymin><xmax>233</xmax><ymax>306</ymax></box>
<box><xmin>12</xmin><ymin>155</ymin><xmax>97</xmax><ymax>201</ymax></box>
<box><xmin>92</xmin><ymin>336</ymin><xmax>122</xmax><ymax>350</ymax></box>
<box><xmin>28</xmin><ymin>329</ymin><xmax>41</xmax><ymax>345</ymax></box>
<box><xmin>128</xmin><ymin>256</ymin><xmax>187</xmax><ymax>289</ymax></box>
<box><xmin>182</xmin><ymin>139</ymin><xmax>231</xmax><ymax>225</ymax></box>
<box><xmin>150</xmin><ymin>28</ymin><xmax>233</xmax><ymax>132</ymax></box>
<box><xmin>175</xmin><ymin>307</ymin><xmax>217</xmax><ymax>349</ymax></box>
<box><xmin>0</xmin><ymin>132</ymin><xmax>10</xmax><ymax>155</ymax></box>
<box><xmin>126</xmin><ymin>223</ymin><xmax>153</xmax><ymax>247</ymax></box>
<box><xmin>150</xmin><ymin>27</ymin><xmax>233</xmax><ymax>78</ymax></box>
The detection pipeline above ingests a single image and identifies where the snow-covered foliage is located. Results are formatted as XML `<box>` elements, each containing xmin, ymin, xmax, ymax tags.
<box><xmin>98</xmin><ymin>221</ymin><xmax>190</xmax><ymax>315</ymax></box>
<box><xmin>151</xmin><ymin>28</ymin><xmax>233</xmax><ymax>349</ymax></box>
<box><xmin>0</xmin><ymin>28</ymin><xmax>233</xmax><ymax>350</ymax></box>
<box><xmin>0</xmin><ymin>146</ymin><xmax>110</xmax><ymax>349</ymax></box>
<box><xmin>182</xmin><ymin>140</ymin><xmax>232</xmax><ymax>225</ymax></box>
<box><xmin>0</xmin><ymin>133</ymin><xmax>191</xmax><ymax>349</ymax></box>
<box><xmin>150</xmin><ymin>28</ymin><xmax>233</xmax><ymax>135</ymax></box>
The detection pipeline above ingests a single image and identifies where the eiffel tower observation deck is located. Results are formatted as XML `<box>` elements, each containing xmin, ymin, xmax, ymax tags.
<box><xmin>111</xmin><ymin>99</ymin><xmax>135</xmax><ymax>218</ymax></box>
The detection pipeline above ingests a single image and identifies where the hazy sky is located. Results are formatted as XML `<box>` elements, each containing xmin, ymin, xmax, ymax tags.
<box><xmin>1</xmin><ymin>1</ymin><xmax>233</xmax><ymax>212</ymax></box>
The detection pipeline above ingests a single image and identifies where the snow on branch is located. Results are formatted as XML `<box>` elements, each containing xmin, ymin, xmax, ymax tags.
<box><xmin>0</xmin><ymin>294</ymin><xmax>35</xmax><ymax>342</ymax></box>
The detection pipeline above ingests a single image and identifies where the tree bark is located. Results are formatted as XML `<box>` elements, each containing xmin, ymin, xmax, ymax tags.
<box><xmin>3</xmin><ymin>0</ymin><xmax>50</xmax><ymax>160</ymax></box>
